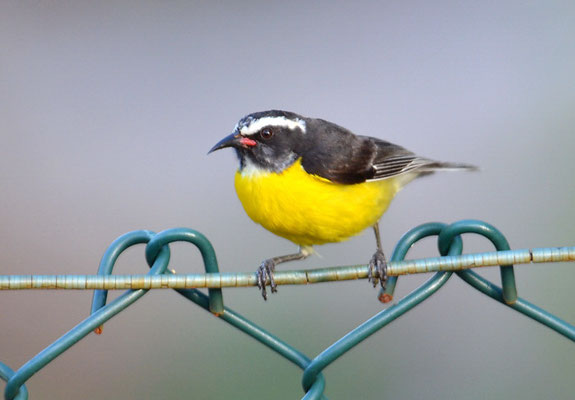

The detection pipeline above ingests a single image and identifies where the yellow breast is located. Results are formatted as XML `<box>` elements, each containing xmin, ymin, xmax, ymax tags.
<box><xmin>234</xmin><ymin>159</ymin><xmax>402</xmax><ymax>246</ymax></box>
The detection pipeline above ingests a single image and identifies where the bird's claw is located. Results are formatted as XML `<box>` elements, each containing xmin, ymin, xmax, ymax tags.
<box><xmin>368</xmin><ymin>250</ymin><xmax>387</xmax><ymax>289</ymax></box>
<box><xmin>256</xmin><ymin>259</ymin><xmax>277</xmax><ymax>300</ymax></box>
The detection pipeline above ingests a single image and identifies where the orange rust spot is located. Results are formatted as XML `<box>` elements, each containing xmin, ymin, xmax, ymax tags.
<box><xmin>94</xmin><ymin>326</ymin><xmax>103</xmax><ymax>335</ymax></box>
<box><xmin>378</xmin><ymin>293</ymin><xmax>393</xmax><ymax>303</ymax></box>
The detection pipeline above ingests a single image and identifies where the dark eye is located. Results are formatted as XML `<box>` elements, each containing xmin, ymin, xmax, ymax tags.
<box><xmin>260</xmin><ymin>128</ymin><xmax>273</xmax><ymax>140</ymax></box>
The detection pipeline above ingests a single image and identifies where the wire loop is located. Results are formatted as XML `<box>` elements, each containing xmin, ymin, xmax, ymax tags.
<box><xmin>438</xmin><ymin>219</ymin><xmax>517</xmax><ymax>304</ymax></box>
<box><xmin>145</xmin><ymin>228</ymin><xmax>224</xmax><ymax>314</ymax></box>
<box><xmin>2</xmin><ymin>220</ymin><xmax>574</xmax><ymax>400</ymax></box>
<box><xmin>302</xmin><ymin>222</ymin><xmax>462</xmax><ymax>394</ymax></box>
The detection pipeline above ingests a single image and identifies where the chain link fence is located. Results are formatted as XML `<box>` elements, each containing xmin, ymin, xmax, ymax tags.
<box><xmin>1</xmin><ymin>219</ymin><xmax>574</xmax><ymax>399</ymax></box>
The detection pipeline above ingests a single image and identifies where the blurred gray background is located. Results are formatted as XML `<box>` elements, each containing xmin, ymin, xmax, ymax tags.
<box><xmin>1</xmin><ymin>1</ymin><xmax>574</xmax><ymax>399</ymax></box>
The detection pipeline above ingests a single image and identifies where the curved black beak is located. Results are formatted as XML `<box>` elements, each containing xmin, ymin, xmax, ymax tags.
<box><xmin>208</xmin><ymin>132</ymin><xmax>240</xmax><ymax>154</ymax></box>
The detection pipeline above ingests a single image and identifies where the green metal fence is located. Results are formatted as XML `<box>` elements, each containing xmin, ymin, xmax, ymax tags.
<box><xmin>1</xmin><ymin>219</ymin><xmax>574</xmax><ymax>399</ymax></box>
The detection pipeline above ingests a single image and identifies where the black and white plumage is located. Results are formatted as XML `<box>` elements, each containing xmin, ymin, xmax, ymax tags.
<box><xmin>209</xmin><ymin>109</ymin><xmax>476</xmax><ymax>300</ymax></box>
<box><xmin>220</xmin><ymin>109</ymin><xmax>476</xmax><ymax>185</ymax></box>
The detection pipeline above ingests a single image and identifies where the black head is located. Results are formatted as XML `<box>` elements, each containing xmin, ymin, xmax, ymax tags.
<box><xmin>209</xmin><ymin>110</ymin><xmax>308</xmax><ymax>173</ymax></box>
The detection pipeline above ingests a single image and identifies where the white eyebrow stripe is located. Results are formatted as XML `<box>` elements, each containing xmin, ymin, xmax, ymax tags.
<box><xmin>240</xmin><ymin>116</ymin><xmax>306</xmax><ymax>135</ymax></box>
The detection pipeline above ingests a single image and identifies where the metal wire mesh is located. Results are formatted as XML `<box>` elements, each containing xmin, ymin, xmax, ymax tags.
<box><xmin>1</xmin><ymin>219</ymin><xmax>574</xmax><ymax>399</ymax></box>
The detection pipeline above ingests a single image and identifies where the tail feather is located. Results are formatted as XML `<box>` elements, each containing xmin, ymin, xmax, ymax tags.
<box><xmin>422</xmin><ymin>161</ymin><xmax>478</xmax><ymax>172</ymax></box>
<box><xmin>391</xmin><ymin>159</ymin><xmax>477</xmax><ymax>189</ymax></box>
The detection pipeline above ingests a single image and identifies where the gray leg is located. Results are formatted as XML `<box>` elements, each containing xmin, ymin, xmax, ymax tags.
<box><xmin>368</xmin><ymin>222</ymin><xmax>388</xmax><ymax>289</ymax></box>
<box><xmin>257</xmin><ymin>246</ymin><xmax>312</xmax><ymax>300</ymax></box>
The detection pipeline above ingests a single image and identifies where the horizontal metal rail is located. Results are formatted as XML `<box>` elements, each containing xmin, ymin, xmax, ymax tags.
<box><xmin>1</xmin><ymin>246</ymin><xmax>573</xmax><ymax>291</ymax></box>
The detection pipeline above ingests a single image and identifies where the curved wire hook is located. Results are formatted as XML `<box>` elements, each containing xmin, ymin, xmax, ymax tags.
<box><xmin>90</xmin><ymin>230</ymin><xmax>169</xmax><ymax>333</ymax></box>
<box><xmin>144</xmin><ymin>227</ymin><xmax>224</xmax><ymax>314</ymax></box>
<box><xmin>301</xmin><ymin>222</ymin><xmax>463</xmax><ymax>397</ymax></box>
<box><xmin>0</xmin><ymin>362</ymin><xmax>28</xmax><ymax>400</ymax></box>
<box><xmin>437</xmin><ymin>221</ymin><xmax>574</xmax><ymax>340</ymax></box>
<box><xmin>5</xmin><ymin>231</ymin><xmax>171</xmax><ymax>400</ymax></box>
<box><xmin>438</xmin><ymin>219</ymin><xmax>517</xmax><ymax>304</ymax></box>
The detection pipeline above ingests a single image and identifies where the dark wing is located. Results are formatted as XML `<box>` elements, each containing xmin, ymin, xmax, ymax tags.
<box><xmin>299</xmin><ymin>118</ymin><xmax>475</xmax><ymax>184</ymax></box>
<box><xmin>368</xmin><ymin>138</ymin><xmax>419</xmax><ymax>180</ymax></box>
<box><xmin>298</xmin><ymin>119</ymin><xmax>378</xmax><ymax>184</ymax></box>
<box><xmin>368</xmin><ymin>137</ymin><xmax>442</xmax><ymax>181</ymax></box>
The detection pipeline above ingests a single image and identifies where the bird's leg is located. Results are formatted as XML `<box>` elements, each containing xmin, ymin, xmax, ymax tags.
<box><xmin>368</xmin><ymin>222</ymin><xmax>388</xmax><ymax>289</ymax></box>
<box><xmin>257</xmin><ymin>246</ymin><xmax>313</xmax><ymax>300</ymax></box>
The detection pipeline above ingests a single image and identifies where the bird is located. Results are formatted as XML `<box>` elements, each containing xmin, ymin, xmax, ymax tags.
<box><xmin>209</xmin><ymin>110</ymin><xmax>476</xmax><ymax>299</ymax></box>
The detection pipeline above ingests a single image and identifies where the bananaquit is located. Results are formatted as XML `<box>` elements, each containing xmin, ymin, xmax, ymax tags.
<box><xmin>209</xmin><ymin>110</ymin><xmax>475</xmax><ymax>299</ymax></box>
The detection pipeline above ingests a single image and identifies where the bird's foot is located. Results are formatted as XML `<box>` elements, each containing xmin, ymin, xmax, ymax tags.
<box><xmin>368</xmin><ymin>250</ymin><xmax>388</xmax><ymax>289</ymax></box>
<box><xmin>256</xmin><ymin>258</ymin><xmax>277</xmax><ymax>300</ymax></box>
